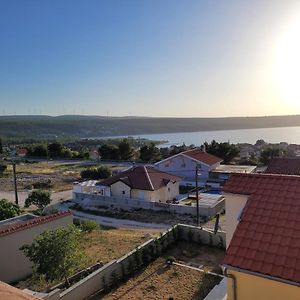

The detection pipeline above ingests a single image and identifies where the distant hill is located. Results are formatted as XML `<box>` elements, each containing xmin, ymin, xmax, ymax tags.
<box><xmin>1</xmin><ymin>115</ymin><xmax>300</xmax><ymax>140</ymax></box>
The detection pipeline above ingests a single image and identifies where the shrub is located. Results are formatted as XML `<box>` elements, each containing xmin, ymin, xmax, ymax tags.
<box><xmin>0</xmin><ymin>199</ymin><xmax>21</xmax><ymax>221</ymax></box>
<box><xmin>80</xmin><ymin>165</ymin><xmax>112</xmax><ymax>180</ymax></box>
<box><xmin>0</xmin><ymin>164</ymin><xmax>7</xmax><ymax>176</ymax></box>
<box><xmin>79</xmin><ymin>220</ymin><xmax>99</xmax><ymax>232</ymax></box>
<box><xmin>25</xmin><ymin>190</ymin><xmax>51</xmax><ymax>210</ymax></box>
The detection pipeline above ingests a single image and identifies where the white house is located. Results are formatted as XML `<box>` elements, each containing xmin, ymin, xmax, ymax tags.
<box><xmin>100</xmin><ymin>166</ymin><xmax>182</xmax><ymax>203</ymax></box>
<box><xmin>154</xmin><ymin>148</ymin><xmax>222</xmax><ymax>186</ymax></box>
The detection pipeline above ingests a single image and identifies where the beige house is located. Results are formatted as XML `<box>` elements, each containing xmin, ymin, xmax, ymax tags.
<box><xmin>100</xmin><ymin>166</ymin><xmax>182</xmax><ymax>203</ymax></box>
<box><xmin>223</xmin><ymin>173</ymin><xmax>300</xmax><ymax>300</ymax></box>
<box><xmin>0</xmin><ymin>211</ymin><xmax>73</xmax><ymax>283</ymax></box>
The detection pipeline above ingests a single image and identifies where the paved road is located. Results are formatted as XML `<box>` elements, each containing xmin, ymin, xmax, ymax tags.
<box><xmin>0</xmin><ymin>190</ymin><xmax>73</xmax><ymax>207</ymax></box>
<box><xmin>54</xmin><ymin>202</ymin><xmax>169</xmax><ymax>231</ymax></box>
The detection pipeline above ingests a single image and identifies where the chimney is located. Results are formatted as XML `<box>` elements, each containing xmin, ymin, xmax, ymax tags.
<box><xmin>202</xmin><ymin>145</ymin><xmax>206</xmax><ymax>153</ymax></box>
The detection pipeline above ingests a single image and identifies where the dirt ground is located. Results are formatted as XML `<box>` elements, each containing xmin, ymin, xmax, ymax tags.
<box><xmin>81</xmin><ymin>227</ymin><xmax>160</xmax><ymax>266</ymax></box>
<box><xmin>84</xmin><ymin>207</ymin><xmax>198</xmax><ymax>227</ymax></box>
<box><xmin>202</xmin><ymin>214</ymin><xmax>226</xmax><ymax>232</ymax></box>
<box><xmin>99</xmin><ymin>241</ymin><xmax>224</xmax><ymax>300</ymax></box>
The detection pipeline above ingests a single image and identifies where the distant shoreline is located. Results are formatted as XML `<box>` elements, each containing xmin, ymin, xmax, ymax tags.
<box><xmin>90</xmin><ymin>126</ymin><xmax>300</xmax><ymax>146</ymax></box>
<box><xmin>2</xmin><ymin>115</ymin><xmax>300</xmax><ymax>140</ymax></box>
<box><xmin>87</xmin><ymin>125</ymin><xmax>300</xmax><ymax>139</ymax></box>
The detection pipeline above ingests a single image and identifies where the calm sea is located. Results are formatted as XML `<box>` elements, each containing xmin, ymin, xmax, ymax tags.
<box><xmin>98</xmin><ymin>126</ymin><xmax>300</xmax><ymax>146</ymax></box>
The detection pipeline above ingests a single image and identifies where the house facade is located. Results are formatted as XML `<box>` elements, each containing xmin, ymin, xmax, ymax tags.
<box><xmin>154</xmin><ymin>148</ymin><xmax>222</xmax><ymax>186</ymax></box>
<box><xmin>223</xmin><ymin>173</ymin><xmax>300</xmax><ymax>300</ymax></box>
<box><xmin>100</xmin><ymin>166</ymin><xmax>182</xmax><ymax>203</ymax></box>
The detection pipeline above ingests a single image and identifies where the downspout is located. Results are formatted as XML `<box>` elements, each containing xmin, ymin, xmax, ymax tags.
<box><xmin>224</xmin><ymin>267</ymin><xmax>237</xmax><ymax>300</ymax></box>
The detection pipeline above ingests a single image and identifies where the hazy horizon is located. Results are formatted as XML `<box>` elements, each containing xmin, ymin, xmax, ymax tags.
<box><xmin>2</xmin><ymin>113</ymin><xmax>300</xmax><ymax>119</ymax></box>
<box><xmin>1</xmin><ymin>1</ymin><xmax>300</xmax><ymax>117</ymax></box>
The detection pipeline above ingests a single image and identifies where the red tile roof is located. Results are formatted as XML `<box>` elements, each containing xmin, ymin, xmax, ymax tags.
<box><xmin>100</xmin><ymin>166</ymin><xmax>182</xmax><ymax>191</ymax></box>
<box><xmin>182</xmin><ymin>148</ymin><xmax>222</xmax><ymax>165</ymax></box>
<box><xmin>223</xmin><ymin>173</ymin><xmax>300</xmax><ymax>284</ymax></box>
<box><xmin>0</xmin><ymin>281</ymin><xmax>39</xmax><ymax>300</ymax></box>
<box><xmin>0</xmin><ymin>211</ymin><xmax>72</xmax><ymax>237</ymax></box>
<box><xmin>16</xmin><ymin>148</ymin><xmax>28</xmax><ymax>156</ymax></box>
<box><xmin>265</xmin><ymin>157</ymin><xmax>300</xmax><ymax>175</ymax></box>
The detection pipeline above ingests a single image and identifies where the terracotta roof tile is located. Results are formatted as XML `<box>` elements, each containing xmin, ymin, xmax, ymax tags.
<box><xmin>223</xmin><ymin>173</ymin><xmax>300</xmax><ymax>284</ymax></box>
<box><xmin>181</xmin><ymin>148</ymin><xmax>223</xmax><ymax>165</ymax></box>
<box><xmin>0</xmin><ymin>211</ymin><xmax>71</xmax><ymax>237</ymax></box>
<box><xmin>265</xmin><ymin>157</ymin><xmax>300</xmax><ymax>175</ymax></box>
<box><xmin>100</xmin><ymin>166</ymin><xmax>182</xmax><ymax>191</ymax></box>
<box><xmin>0</xmin><ymin>281</ymin><xmax>39</xmax><ymax>300</ymax></box>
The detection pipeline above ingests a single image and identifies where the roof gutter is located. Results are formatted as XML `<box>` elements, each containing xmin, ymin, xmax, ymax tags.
<box><xmin>224</xmin><ymin>264</ymin><xmax>300</xmax><ymax>288</ymax></box>
<box><xmin>223</xmin><ymin>267</ymin><xmax>237</xmax><ymax>300</ymax></box>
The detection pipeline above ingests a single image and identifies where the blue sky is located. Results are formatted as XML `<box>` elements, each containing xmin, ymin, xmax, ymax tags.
<box><xmin>1</xmin><ymin>0</ymin><xmax>300</xmax><ymax>117</ymax></box>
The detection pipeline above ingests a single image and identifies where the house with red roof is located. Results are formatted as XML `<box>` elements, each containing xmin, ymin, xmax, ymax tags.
<box><xmin>0</xmin><ymin>211</ymin><xmax>72</xmax><ymax>284</ymax></box>
<box><xmin>16</xmin><ymin>148</ymin><xmax>28</xmax><ymax>157</ymax></box>
<box><xmin>154</xmin><ymin>148</ymin><xmax>223</xmax><ymax>187</ymax></box>
<box><xmin>222</xmin><ymin>173</ymin><xmax>300</xmax><ymax>300</ymax></box>
<box><xmin>100</xmin><ymin>166</ymin><xmax>182</xmax><ymax>203</ymax></box>
<box><xmin>265</xmin><ymin>157</ymin><xmax>300</xmax><ymax>175</ymax></box>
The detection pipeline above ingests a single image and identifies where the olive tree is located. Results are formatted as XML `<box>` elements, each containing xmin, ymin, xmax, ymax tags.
<box><xmin>25</xmin><ymin>190</ymin><xmax>51</xmax><ymax>210</ymax></box>
<box><xmin>20</xmin><ymin>225</ymin><xmax>84</xmax><ymax>286</ymax></box>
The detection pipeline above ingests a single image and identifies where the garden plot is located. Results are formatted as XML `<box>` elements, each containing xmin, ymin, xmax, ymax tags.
<box><xmin>96</xmin><ymin>241</ymin><xmax>225</xmax><ymax>300</ymax></box>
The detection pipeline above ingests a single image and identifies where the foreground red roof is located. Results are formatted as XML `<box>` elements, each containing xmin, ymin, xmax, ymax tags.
<box><xmin>100</xmin><ymin>166</ymin><xmax>182</xmax><ymax>191</ymax></box>
<box><xmin>223</xmin><ymin>173</ymin><xmax>300</xmax><ymax>284</ymax></box>
<box><xmin>265</xmin><ymin>157</ymin><xmax>300</xmax><ymax>175</ymax></box>
<box><xmin>182</xmin><ymin>148</ymin><xmax>222</xmax><ymax>166</ymax></box>
<box><xmin>0</xmin><ymin>281</ymin><xmax>39</xmax><ymax>300</ymax></box>
<box><xmin>0</xmin><ymin>211</ymin><xmax>72</xmax><ymax>237</ymax></box>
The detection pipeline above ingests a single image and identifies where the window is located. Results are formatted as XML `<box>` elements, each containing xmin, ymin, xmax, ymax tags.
<box><xmin>181</xmin><ymin>163</ymin><xmax>186</xmax><ymax>168</ymax></box>
<box><xmin>122</xmin><ymin>191</ymin><xmax>125</xmax><ymax>195</ymax></box>
<box><xmin>168</xmin><ymin>187</ymin><xmax>170</xmax><ymax>192</ymax></box>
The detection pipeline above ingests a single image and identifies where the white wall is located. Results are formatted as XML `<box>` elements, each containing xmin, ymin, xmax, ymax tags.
<box><xmin>110</xmin><ymin>181</ymin><xmax>131</xmax><ymax>198</ymax></box>
<box><xmin>74</xmin><ymin>192</ymin><xmax>225</xmax><ymax>218</ymax></box>
<box><xmin>131</xmin><ymin>181</ymin><xmax>179</xmax><ymax>203</ymax></box>
<box><xmin>224</xmin><ymin>192</ymin><xmax>248</xmax><ymax>247</ymax></box>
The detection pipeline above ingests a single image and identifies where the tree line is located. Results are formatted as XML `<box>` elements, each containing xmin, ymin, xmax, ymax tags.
<box><xmin>26</xmin><ymin>142</ymin><xmax>90</xmax><ymax>159</ymax></box>
<box><xmin>99</xmin><ymin>139</ymin><xmax>240</xmax><ymax>164</ymax></box>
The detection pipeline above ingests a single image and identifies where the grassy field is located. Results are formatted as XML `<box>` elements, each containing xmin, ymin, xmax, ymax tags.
<box><xmin>80</xmin><ymin>226</ymin><xmax>159</xmax><ymax>266</ymax></box>
<box><xmin>1</xmin><ymin>161</ymin><xmax>124</xmax><ymax>192</ymax></box>
<box><xmin>98</xmin><ymin>241</ymin><xmax>224</xmax><ymax>300</ymax></box>
<box><xmin>15</xmin><ymin>226</ymin><xmax>160</xmax><ymax>292</ymax></box>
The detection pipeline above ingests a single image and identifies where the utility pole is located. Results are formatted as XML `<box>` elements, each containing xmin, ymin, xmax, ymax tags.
<box><xmin>12</xmin><ymin>162</ymin><xmax>19</xmax><ymax>205</ymax></box>
<box><xmin>195</xmin><ymin>164</ymin><xmax>199</xmax><ymax>227</ymax></box>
